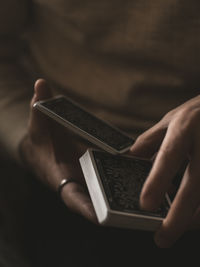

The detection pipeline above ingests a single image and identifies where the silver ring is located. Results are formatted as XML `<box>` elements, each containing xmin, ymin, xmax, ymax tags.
<box><xmin>58</xmin><ymin>178</ymin><xmax>79</xmax><ymax>198</ymax></box>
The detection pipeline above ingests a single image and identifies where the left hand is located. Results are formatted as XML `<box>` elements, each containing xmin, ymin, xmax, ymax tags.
<box><xmin>20</xmin><ymin>79</ymin><xmax>97</xmax><ymax>223</ymax></box>
<box><xmin>130</xmin><ymin>95</ymin><xmax>200</xmax><ymax>247</ymax></box>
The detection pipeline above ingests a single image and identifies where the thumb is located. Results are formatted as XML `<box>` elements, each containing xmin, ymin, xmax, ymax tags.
<box><xmin>31</xmin><ymin>79</ymin><xmax>52</xmax><ymax>107</ymax></box>
<box><xmin>29</xmin><ymin>79</ymin><xmax>53</xmax><ymax>136</ymax></box>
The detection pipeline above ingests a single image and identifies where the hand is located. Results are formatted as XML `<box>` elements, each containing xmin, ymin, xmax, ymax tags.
<box><xmin>130</xmin><ymin>95</ymin><xmax>200</xmax><ymax>247</ymax></box>
<box><xmin>20</xmin><ymin>79</ymin><xmax>97</xmax><ymax>223</ymax></box>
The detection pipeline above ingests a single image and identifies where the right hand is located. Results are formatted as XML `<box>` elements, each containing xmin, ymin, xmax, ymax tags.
<box><xmin>20</xmin><ymin>79</ymin><xmax>97</xmax><ymax>223</ymax></box>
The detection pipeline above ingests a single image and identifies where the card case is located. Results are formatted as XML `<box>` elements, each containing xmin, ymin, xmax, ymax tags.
<box><xmin>80</xmin><ymin>149</ymin><xmax>171</xmax><ymax>231</ymax></box>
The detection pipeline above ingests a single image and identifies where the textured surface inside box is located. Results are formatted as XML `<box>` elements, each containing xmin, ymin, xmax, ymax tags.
<box><xmin>42</xmin><ymin>97</ymin><xmax>133</xmax><ymax>150</ymax></box>
<box><xmin>93</xmin><ymin>151</ymin><xmax>169</xmax><ymax>217</ymax></box>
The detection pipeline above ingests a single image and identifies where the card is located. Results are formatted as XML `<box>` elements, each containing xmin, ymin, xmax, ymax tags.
<box><xmin>34</xmin><ymin>96</ymin><xmax>134</xmax><ymax>154</ymax></box>
<box><xmin>93</xmin><ymin>150</ymin><xmax>169</xmax><ymax>217</ymax></box>
<box><xmin>80</xmin><ymin>149</ymin><xmax>171</xmax><ymax>231</ymax></box>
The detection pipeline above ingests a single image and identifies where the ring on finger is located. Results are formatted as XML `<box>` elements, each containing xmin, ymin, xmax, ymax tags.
<box><xmin>58</xmin><ymin>178</ymin><xmax>79</xmax><ymax>198</ymax></box>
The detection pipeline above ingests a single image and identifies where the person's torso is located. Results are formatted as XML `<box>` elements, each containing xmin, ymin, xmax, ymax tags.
<box><xmin>26</xmin><ymin>0</ymin><xmax>200</xmax><ymax>135</ymax></box>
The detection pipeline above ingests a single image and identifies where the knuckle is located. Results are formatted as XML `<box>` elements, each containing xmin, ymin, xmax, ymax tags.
<box><xmin>158</xmin><ymin>146</ymin><xmax>173</xmax><ymax>159</ymax></box>
<box><xmin>170</xmin><ymin>106</ymin><xmax>200</xmax><ymax>134</ymax></box>
<box><xmin>133</xmin><ymin>131</ymin><xmax>149</xmax><ymax>147</ymax></box>
<box><xmin>135</xmin><ymin>133</ymin><xmax>146</xmax><ymax>143</ymax></box>
<box><xmin>184</xmin><ymin>107</ymin><xmax>200</xmax><ymax>124</ymax></box>
<box><xmin>189</xmin><ymin>108</ymin><xmax>200</xmax><ymax>122</ymax></box>
<box><xmin>162</xmin><ymin>109</ymin><xmax>176</xmax><ymax>122</ymax></box>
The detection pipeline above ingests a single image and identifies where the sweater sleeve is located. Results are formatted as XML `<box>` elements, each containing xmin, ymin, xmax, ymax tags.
<box><xmin>0</xmin><ymin>0</ymin><xmax>33</xmax><ymax>161</ymax></box>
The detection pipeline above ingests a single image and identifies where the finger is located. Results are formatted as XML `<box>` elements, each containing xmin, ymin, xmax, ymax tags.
<box><xmin>31</xmin><ymin>78</ymin><xmax>52</xmax><ymax>106</ymax></box>
<box><xmin>29</xmin><ymin>79</ymin><xmax>53</xmax><ymax>135</ymax></box>
<box><xmin>30</xmin><ymin>79</ymin><xmax>52</xmax><ymax>121</ymax></box>
<box><xmin>130</xmin><ymin>122</ymin><xmax>167</xmax><ymax>159</ymax></box>
<box><xmin>140</xmin><ymin>118</ymin><xmax>190</xmax><ymax>211</ymax></box>
<box><xmin>154</xmin><ymin>155</ymin><xmax>200</xmax><ymax>247</ymax></box>
<box><xmin>61</xmin><ymin>182</ymin><xmax>98</xmax><ymax>224</ymax></box>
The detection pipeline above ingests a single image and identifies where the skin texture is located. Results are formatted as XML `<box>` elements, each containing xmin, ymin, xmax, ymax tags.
<box><xmin>130</xmin><ymin>95</ymin><xmax>200</xmax><ymax>247</ymax></box>
<box><xmin>21</xmin><ymin>79</ymin><xmax>200</xmax><ymax>247</ymax></box>
<box><xmin>21</xmin><ymin>79</ymin><xmax>97</xmax><ymax>223</ymax></box>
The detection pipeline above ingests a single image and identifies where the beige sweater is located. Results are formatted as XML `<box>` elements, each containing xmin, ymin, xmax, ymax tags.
<box><xmin>0</xmin><ymin>0</ymin><xmax>200</xmax><ymax>160</ymax></box>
